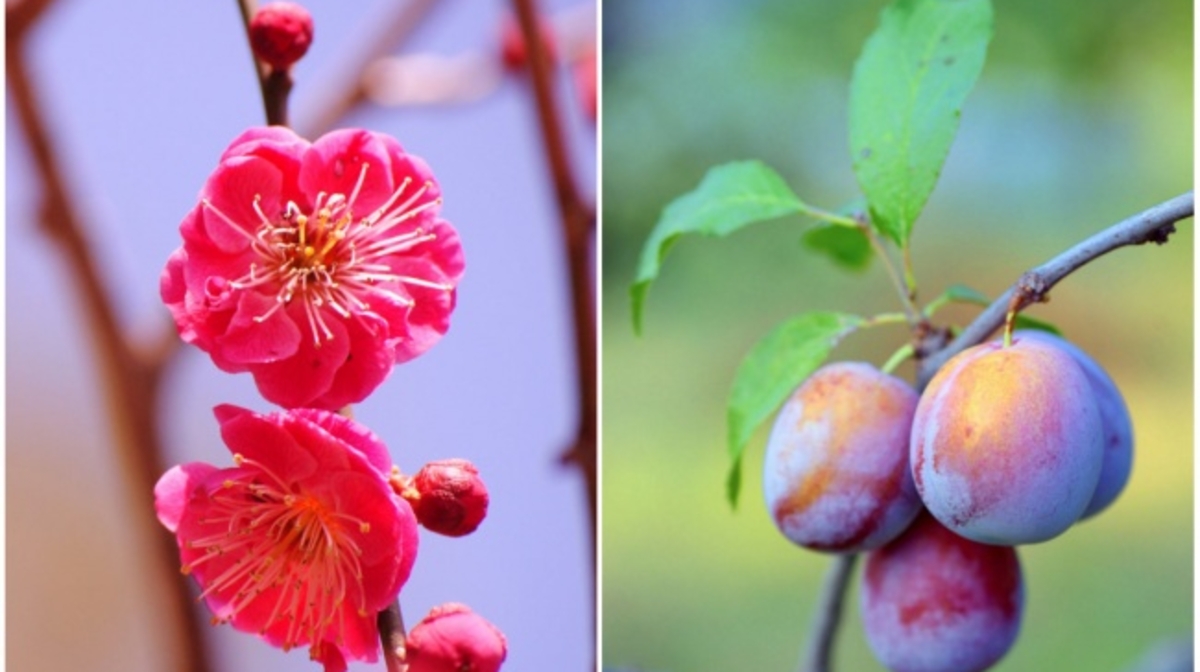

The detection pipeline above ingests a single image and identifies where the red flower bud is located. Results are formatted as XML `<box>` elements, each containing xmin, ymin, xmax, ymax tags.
<box><xmin>574</xmin><ymin>48</ymin><xmax>596</xmax><ymax>121</ymax></box>
<box><xmin>406</xmin><ymin>603</ymin><xmax>507</xmax><ymax>672</ymax></box>
<box><xmin>249</xmin><ymin>2</ymin><xmax>314</xmax><ymax>71</ymax></box>
<box><xmin>402</xmin><ymin>459</ymin><xmax>489</xmax><ymax>537</ymax></box>
<box><xmin>499</xmin><ymin>14</ymin><xmax>557</xmax><ymax>72</ymax></box>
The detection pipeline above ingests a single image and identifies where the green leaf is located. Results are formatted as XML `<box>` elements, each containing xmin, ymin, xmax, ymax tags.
<box><xmin>1010</xmin><ymin>313</ymin><xmax>1063</xmax><ymax>336</ymax></box>
<box><xmin>935</xmin><ymin>283</ymin><xmax>1063</xmax><ymax>335</ymax></box>
<box><xmin>725</xmin><ymin>312</ymin><xmax>864</xmax><ymax>506</ymax></box>
<box><xmin>630</xmin><ymin>161</ymin><xmax>807</xmax><ymax>334</ymax></box>
<box><xmin>944</xmin><ymin>283</ymin><xmax>989</xmax><ymax>305</ymax></box>
<box><xmin>849</xmin><ymin>0</ymin><xmax>993</xmax><ymax>247</ymax></box>
<box><xmin>803</xmin><ymin>225</ymin><xmax>872</xmax><ymax>270</ymax></box>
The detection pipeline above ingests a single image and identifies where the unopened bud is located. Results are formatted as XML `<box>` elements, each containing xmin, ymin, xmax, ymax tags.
<box><xmin>574</xmin><ymin>48</ymin><xmax>596</xmax><ymax>121</ymax></box>
<box><xmin>406</xmin><ymin>603</ymin><xmax>507</xmax><ymax>672</ymax></box>
<box><xmin>403</xmin><ymin>459</ymin><xmax>489</xmax><ymax>537</ymax></box>
<box><xmin>250</xmin><ymin>2</ymin><xmax>314</xmax><ymax>71</ymax></box>
<box><xmin>499</xmin><ymin>14</ymin><xmax>557</xmax><ymax>72</ymax></box>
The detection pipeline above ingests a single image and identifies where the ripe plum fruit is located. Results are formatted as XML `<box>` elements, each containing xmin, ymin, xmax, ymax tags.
<box><xmin>762</xmin><ymin>362</ymin><xmax>922</xmax><ymax>553</ymax></box>
<box><xmin>861</xmin><ymin>512</ymin><xmax>1023</xmax><ymax>672</ymax></box>
<box><xmin>1013</xmin><ymin>330</ymin><xmax>1133</xmax><ymax>519</ymax></box>
<box><xmin>911</xmin><ymin>337</ymin><xmax>1104</xmax><ymax>545</ymax></box>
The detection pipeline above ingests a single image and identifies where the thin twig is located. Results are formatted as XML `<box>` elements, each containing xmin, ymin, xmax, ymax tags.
<box><xmin>235</xmin><ymin>0</ymin><xmax>293</xmax><ymax>126</ymax></box>
<box><xmin>295</xmin><ymin>0</ymin><xmax>442</xmax><ymax>139</ymax></box>
<box><xmin>510</xmin><ymin>0</ymin><xmax>599</xmax><ymax>651</ymax></box>
<box><xmin>7</xmin><ymin>0</ymin><xmax>59</xmax><ymax>39</ymax></box>
<box><xmin>916</xmin><ymin>191</ymin><xmax>1193</xmax><ymax>386</ymax></box>
<box><xmin>378</xmin><ymin>600</ymin><xmax>409</xmax><ymax>672</ymax></box>
<box><xmin>6</xmin><ymin>25</ymin><xmax>211</xmax><ymax>672</ymax></box>
<box><xmin>861</xmin><ymin>222</ymin><xmax>920</xmax><ymax>326</ymax></box>
<box><xmin>799</xmin><ymin>554</ymin><xmax>858</xmax><ymax>672</ymax></box>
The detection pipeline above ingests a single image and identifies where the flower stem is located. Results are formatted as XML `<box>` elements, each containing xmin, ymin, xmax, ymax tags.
<box><xmin>378</xmin><ymin>600</ymin><xmax>408</xmax><ymax>672</ymax></box>
<box><xmin>235</xmin><ymin>0</ymin><xmax>292</xmax><ymax>126</ymax></box>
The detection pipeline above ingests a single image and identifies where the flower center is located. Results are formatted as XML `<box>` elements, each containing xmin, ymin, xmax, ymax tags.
<box><xmin>203</xmin><ymin>162</ymin><xmax>453</xmax><ymax>346</ymax></box>
<box><xmin>181</xmin><ymin>454</ymin><xmax>373</xmax><ymax>652</ymax></box>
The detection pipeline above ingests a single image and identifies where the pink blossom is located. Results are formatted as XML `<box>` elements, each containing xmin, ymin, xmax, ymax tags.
<box><xmin>406</xmin><ymin>603</ymin><xmax>508</xmax><ymax>672</ymax></box>
<box><xmin>161</xmin><ymin>126</ymin><xmax>464</xmax><ymax>409</ymax></box>
<box><xmin>154</xmin><ymin>404</ymin><xmax>419</xmax><ymax>671</ymax></box>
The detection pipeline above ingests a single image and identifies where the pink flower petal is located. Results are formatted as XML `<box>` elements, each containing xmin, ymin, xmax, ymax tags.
<box><xmin>216</xmin><ymin>291</ymin><xmax>302</xmax><ymax>364</ymax></box>
<box><xmin>199</xmin><ymin>156</ymin><xmax>286</xmax><ymax>254</ymax></box>
<box><xmin>309</xmin><ymin>313</ymin><xmax>396</xmax><ymax>410</ymax></box>
<box><xmin>153</xmin><ymin>462</ymin><xmax>217</xmax><ymax>532</ymax></box>
<box><xmin>289</xmin><ymin>407</ymin><xmax>394</xmax><ymax>476</ymax></box>
<box><xmin>312</xmin><ymin>640</ymin><xmax>350</xmax><ymax>672</ymax></box>
<box><xmin>249</xmin><ymin>309</ymin><xmax>351</xmax><ymax>407</ymax></box>
<box><xmin>300</xmin><ymin>129</ymin><xmax>396</xmax><ymax>216</ymax></box>
<box><xmin>214</xmin><ymin>404</ymin><xmax>319</xmax><ymax>483</ymax></box>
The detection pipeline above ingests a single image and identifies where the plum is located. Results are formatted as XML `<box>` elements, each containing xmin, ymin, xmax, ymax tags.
<box><xmin>911</xmin><ymin>337</ymin><xmax>1104</xmax><ymax>544</ymax></box>
<box><xmin>861</xmin><ymin>512</ymin><xmax>1023</xmax><ymax>672</ymax></box>
<box><xmin>1013</xmin><ymin>330</ymin><xmax>1133</xmax><ymax>519</ymax></box>
<box><xmin>762</xmin><ymin>362</ymin><xmax>922</xmax><ymax>553</ymax></box>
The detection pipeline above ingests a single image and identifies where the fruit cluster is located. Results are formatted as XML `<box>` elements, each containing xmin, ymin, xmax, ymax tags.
<box><xmin>762</xmin><ymin>330</ymin><xmax>1133</xmax><ymax>672</ymax></box>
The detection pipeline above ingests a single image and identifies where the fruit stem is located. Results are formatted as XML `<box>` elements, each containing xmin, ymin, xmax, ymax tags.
<box><xmin>881</xmin><ymin>343</ymin><xmax>914</xmax><ymax>374</ymax></box>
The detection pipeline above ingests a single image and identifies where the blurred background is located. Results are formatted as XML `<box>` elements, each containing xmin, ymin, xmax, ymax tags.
<box><xmin>7</xmin><ymin>1</ymin><xmax>594</xmax><ymax>670</ymax></box>
<box><xmin>602</xmin><ymin>1</ymin><xmax>1191</xmax><ymax>670</ymax></box>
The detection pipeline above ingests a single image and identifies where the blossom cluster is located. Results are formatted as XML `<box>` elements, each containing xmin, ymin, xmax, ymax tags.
<box><xmin>155</xmin><ymin>95</ymin><xmax>504</xmax><ymax>668</ymax></box>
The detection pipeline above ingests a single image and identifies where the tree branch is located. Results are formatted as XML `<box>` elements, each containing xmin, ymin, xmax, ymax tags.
<box><xmin>799</xmin><ymin>554</ymin><xmax>858</xmax><ymax>672</ymax></box>
<box><xmin>7</xmin><ymin>0</ymin><xmax>59</xmax><ymax>40</ymax></box>
<box><xmin>509</xmin><ymin>0</ymin><xmax>599</xmax><ymax>663</ymax></box>
<box><xmin>916</xmin><ymin>191</ymin><xmax>1193</xmax><ymax>386</ymax></box>
<box><xmin>295</xmin><ymin>0</ymin><xmax>442</xmax><ymax>139</ymax></box>
<box><xmin>6</xmin><ymin>28</ymin><xmax>211</xmax><ymax>672</ymax></box>
<box><xmin>378</xmin><ymin>599</ymin><xmax>408</xmax><ymax>672</ymax></box>
<box><xmin>235</xmin><ymin>0</ymin><xmax>293</xmax><ymax>126</ymax></box>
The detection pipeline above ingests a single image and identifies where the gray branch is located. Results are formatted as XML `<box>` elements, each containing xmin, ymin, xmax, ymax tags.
<box><xmin>916</xmin><ymin>191</ymin><xmax>1193</xmax><ymax>386</ymax></box>
<box><xmin>800</xmin><ymin>554</ymin><xmax>859</xmax><ymax>672</ymax></box>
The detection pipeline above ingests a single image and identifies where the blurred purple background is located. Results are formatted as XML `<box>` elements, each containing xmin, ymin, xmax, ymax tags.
<box><xmin>6</xmin><ymin>1</ymin><xmax>595</xmax><ymax>670</ymax></box>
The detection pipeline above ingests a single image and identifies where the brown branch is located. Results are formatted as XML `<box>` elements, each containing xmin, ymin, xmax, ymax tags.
<box><xmin>510</xmin><ymin>0</ymin><xmax>598</xmax><ymax>655</ymax></box>
<box><xmin>378</xmin><ymin>600</ymin><xmax>408</xmax><ymax>672</ymax></box>
<box><xmin>295</xmin><ymin>0</ymin><xmax>442</xmax><ymax>139</ymax></box>
<box><xmin>6</xmin><ymin>31</ymin><xmax>212</xmax><ymax>672</ymax></box>
<box><xmin>235</xmin><ymin>0</ymin><xmax>293</xmax><ymax>126</ymax></box>
<box><xmin>6</xmin><ymin>0</ymin><xmax>59</xmax><ymax>40</ymax></box>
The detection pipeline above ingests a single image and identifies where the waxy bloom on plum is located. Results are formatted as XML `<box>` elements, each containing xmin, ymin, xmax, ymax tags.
<box><xmin>154</xmin><ymin>405</ymin><xmax>419</xmax><ymax>672</ymax></box>
<box><xmin>161</xmin><ymin>126</ymin><xmax>464</xmax><ymax>409</ymax></box>
<box><xmin>406</xmin><ymin>603</ymin><xmax>508</xmax><ymax>672</ymax></box>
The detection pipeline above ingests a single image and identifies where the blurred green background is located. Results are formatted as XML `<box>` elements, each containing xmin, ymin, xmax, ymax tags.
<box><xmin>601</xmin><ymin>1</ymin><xmax>1192</xmax><ymax>670</ymax></box>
